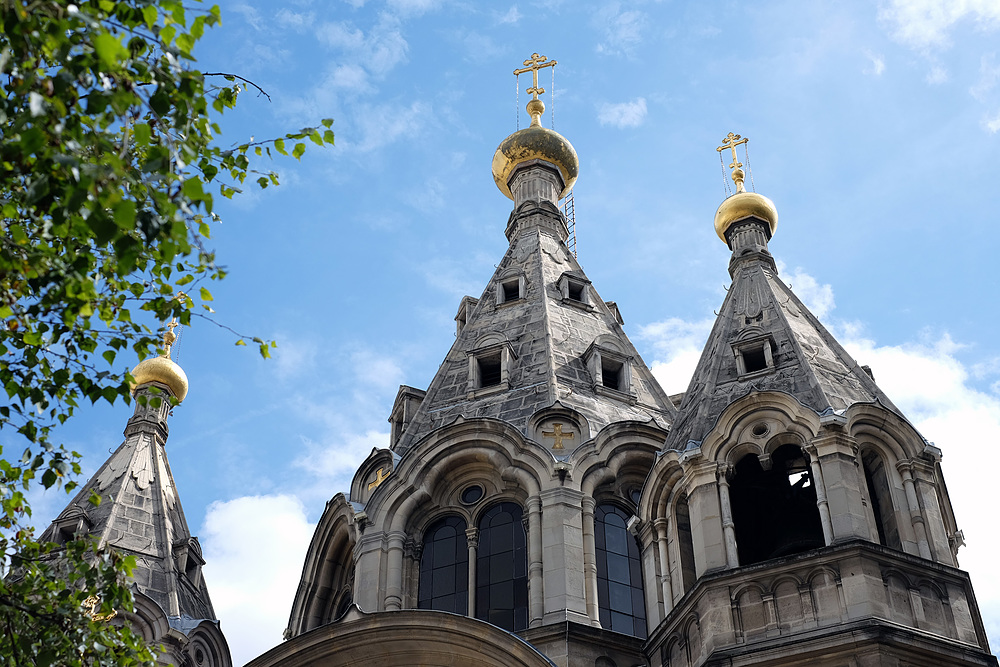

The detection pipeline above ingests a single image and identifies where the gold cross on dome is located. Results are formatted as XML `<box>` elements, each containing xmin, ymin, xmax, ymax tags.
<box><xmin>514</xmin><ymin>52</ymin><xmax>557</xmax><ymax>100</ymax></box>
<box><xmin>368</xmin><ymin>467</ymin><xmax>390</xmax><ymax>491</ymax></box>
<box><xmin>717</xmin><ymin>132</ymin><xmax>749</xmax><ymax>171</ymax></box>
<box><xmin>542</xmin><ymin>423</ymin><xmax>574</xmax><ymax>450</ymax></box>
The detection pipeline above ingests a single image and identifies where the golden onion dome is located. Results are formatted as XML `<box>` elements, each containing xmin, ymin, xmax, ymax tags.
<box><xmin>713</xmin><ymin>167</ymin><xmax>778</xmax><ymax>243</ymax></box>
<box><xmin>492</xmin><ymin>98</ymin><xmax>579</xmax><ymax>200</ymax></box>
<box><xmin>131</xmin><ymin>355</ymin><xmax>189</xmax><ymax>402</ymax></box>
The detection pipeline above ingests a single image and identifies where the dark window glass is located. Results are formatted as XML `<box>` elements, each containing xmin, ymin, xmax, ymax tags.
<box><xmin>461</xmin><ymin>485</ymin><xmax>484</xmax><ymax>505</ymax></box>
<box><xmin>601</xmin><ymin>357</ymin><xmax>623</xmax><ymax>390</ymax></box>
<box><xmin>742</xmin><ymin>346</ymin><xmax>767</xmax><ymax>373</ymax></box>
<box><xmin>502</xmin><ymin>280</ymin><xmax>520</xmax><ymax>302</ymax></box>
<box><xmin>595</xmin><ymin>504</ymin><xmax>646</xmax><ymax>638</ymax></box>
<box><xmin>418</xmin><ymin>516</ymin><xmax>468</xmax><ymax>615</ymax></box>
<box><xmin>478</xmin><ymin>354</ymin><xmax>502</xmax><ymax>387</ymax></box>
<box><xmin>476</xmin><ymin>502</ymin><xmax>528</xmax><ymax>632</ymax></box>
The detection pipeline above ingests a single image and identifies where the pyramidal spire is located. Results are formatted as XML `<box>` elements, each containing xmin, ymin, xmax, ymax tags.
<box><xmin>393</xmin><ymin>54</ymin><xmax>675</xmax><ymax>454</ymax></box>
<box><xmin>42</xmin><ymin>323</ymin><xmax>231</xmax><ymax>666</ymax></box>
<box><xmin>666</xmin><ymin>135</ymin><xmax>897</xmax><ymax>450</ymax></box>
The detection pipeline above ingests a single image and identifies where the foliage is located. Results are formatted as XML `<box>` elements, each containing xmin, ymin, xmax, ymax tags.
<box><xmin>0</xmin><ymin>0</ymin><xmax>333</xmax><ymax>664</ymax></box>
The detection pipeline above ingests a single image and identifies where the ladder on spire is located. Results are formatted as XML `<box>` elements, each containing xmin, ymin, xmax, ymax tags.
<box><xmin>562</xmin><ymin>189</ymin><xmax>577</xmax><ymax>257</ymax></box>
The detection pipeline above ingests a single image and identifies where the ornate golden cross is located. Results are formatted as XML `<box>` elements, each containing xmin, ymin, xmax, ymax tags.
<box><xmin>162</xmin><ymin>292</ymin><xmax>186</xmax><ymax>358</ymax></box>
<box><xmin>717</xmin><ymin>132</ymin><xmax>749</xmax><ymax>171</ymax></box>
<box><xmin>542</xmin><ymin>423</ymin><xmax>574</xmax><ymax>450</ymax></box>
<box><xmin>368</xmin><ymin>467</ymin><xmax>390</xmax><ymax>491</ymax></box>
<box><xmin>514</xmin><ymin>53</ymin><xmax>557</xmax><ymax>100</ymax></box>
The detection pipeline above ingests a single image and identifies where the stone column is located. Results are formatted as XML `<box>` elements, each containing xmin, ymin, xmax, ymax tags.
<box><xmin>811</xmin><ymin>430</ymin><xmax>869</xmax><ymax>542</ymax></box>
<box><xmin>539</xmin><ymin>487</ymin><xmax>589</xmax><ymax>624</ymax></box>
<box><xmin>686</xmin><ymin>461</ymin><xmax>728</xmax><ymax>576</ymax></box>
<box><xmin>804</xmin><ymin>445</ymin><xmax>834</xmax><ymax>545</ymax></box>
<box><xmin>667</xmin><ymin>502</ymin><xmax>686</xmax><ymax>600</ymax></box>
<box><xmin>466</xmin><ymin>527</ymin><xmax>478</xmax><ymax>615</ymax></box>
<box><xmin>654</xmin><ymin>517</ymin><xmax>674</xmax><ymax>614</ymax></box>
<box><xmin>897</xmin><ymin>462</ymin><xmax>932</xmax><ymax>560</ymax></box>
<box><xmin>716</xmin><ymin>465</ymin><xmax>739</xmax><ymax>568</ymax></box>
<box><xmin>384</xmin><ymin>530</ymin><xmax>406</xmax><ymax>611</ymax></box>
<box><xmin>354</xmin><ymin>532</ymin><xmax>384</xmax><ymax>612</ymax></box>
<box><xmin>526</xmin><ymin>495</ymin><xmax>544</xmax><ymax>627</ymax></box>
<box><xmin>910</xmin><ymin>458</ymin><xmax>954</xmax><ymax>565</ymax></box>
<box><xmin>581</xmin><ymin>496</ymin><xmax>601</xmax><ymax>626</ymax></box>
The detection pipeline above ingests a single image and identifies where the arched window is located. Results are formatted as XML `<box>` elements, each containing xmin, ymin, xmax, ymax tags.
<box><xmin>418</xmin><ymin>516</ymin><xmax>468</xmax><ymax>614</ymax></box>
<box><xmin>862</xmin><ymin>449</ymin><xmax>902</xmax><ymax>550</ymax></box>
<box><xmin>595</xmin><ymin>504</ymin><xmax>646</xmax><ymax>638</ymax></box>
<box><xmin>476</xmin><ymin>502</ymin><xmax>527</xmax><ymax>631</ymax></box>
<box><xmin>730</xmin><ymin>444</ymin><xmax>825</xmax><ymax>565</ymax></box>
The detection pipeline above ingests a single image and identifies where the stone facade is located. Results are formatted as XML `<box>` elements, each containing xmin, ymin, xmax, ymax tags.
<box><xmin>248</xmin><ymin>142</ymin><xmax>998</xmax><ymax>667</ymax></box>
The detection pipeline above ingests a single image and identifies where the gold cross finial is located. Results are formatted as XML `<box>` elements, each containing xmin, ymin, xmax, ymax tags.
<box><xmin>162</xmin><ymin>292</ymin><xmax>186</xmax><ymax>359</ymax></box>
<box><xmin>368</xmin><ymin>467</ymin><xmax>390</xmax><ymax>491</ymax></box>
<box><xmin>514</xmin><ymin>53</ymin><xmax>557</xmax><ymax>100</ymax></box>
<box><xmin>542</xmin><ymin>423</ymin><xmax>574</xmax><ymax>450</ymax></box>
<box><xmin>717</xmin><ymin>132</ymin><xmax>749</xmax><ymax>193</ymax></box>
<box><xmin>514</xmin><ymin>52</ymin><xmax>557</xmax><ymax>126</ymax></box>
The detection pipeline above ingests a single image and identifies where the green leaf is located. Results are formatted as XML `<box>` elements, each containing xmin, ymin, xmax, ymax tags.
<box><xmin>200</xmin><ymin>287</ymin><xmax>214</xmax><ymax>302</ymax></box>
<box><xmin>93</xmin><ymin>32</ymin><xmax>126</xmax><ymax>68</ymax></box>
<box><xmin>293</xmin><ymin>142</ymin><xmax>306</xmax><ymax>160</ymax></box>
<box><xmin>274</xmin><ymin>138</ymin><xmax>287</xmax><ymax>155</ymax></box>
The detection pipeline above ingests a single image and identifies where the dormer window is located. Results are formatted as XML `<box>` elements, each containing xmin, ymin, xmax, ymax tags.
<box><xmin>455</xmin><ymin>296</ymin><xmax>479</xmax><ymax>336</ymax></box>
<box><xmin>558</xmin><ymin>272</ymin><xmax>592</xmax><ymax>309</ymax></box>
<box><xmin>496</xmin><ymin>272</ymin><xmax>525</xmax><ymax>306</ymax></box>
<box><xmin>468</xmin><ymin>337</ymin><xmax>516</xmax><ymax>396</ymax></box>
<box><xmin>478</xmin><ymin>352</ymin><xmax>503</xmax><ymax>387</ymax></box>
<box><xmin>584</xmin><ymin>340</ymin><xmax>635</xmax><ymax>403</ymax></box>
<box><xmin>733</xmin><ymin>337</ymin><xmax>776</xmax><ymax>376</ymax></box>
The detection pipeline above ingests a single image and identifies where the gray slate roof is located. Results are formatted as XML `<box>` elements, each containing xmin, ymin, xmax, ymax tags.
<box><xmin>42</xmin><ymin>392</ymin><xmax>217</xmax><ymax>621</ymax></box>
<box><xmin>395</xmin><ymin>202</ymin><xmax>675</xmax><ymax>453</ymax></box>
<box><xmin>665</xmin><ymin>235</ymin><xmax>899</xmax><ymax>451</ymax></box>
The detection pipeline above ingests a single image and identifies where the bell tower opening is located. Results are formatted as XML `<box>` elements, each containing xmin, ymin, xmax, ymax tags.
<box><xmin>730</xmin><ymin>444</ymin><xmax>825</xmax><ymax>565</ymax></box>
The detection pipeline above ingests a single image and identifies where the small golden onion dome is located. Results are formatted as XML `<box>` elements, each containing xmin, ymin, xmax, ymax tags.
<box><xmin>131</xmin><ymin>355</ymin><xmax>189</xmax><ymax>403</ymax></box>
<box><xmin>492</xmin><ymin>98</ymin><xmax>579</xmax><ymax>201</ymax></box>
<box><xmin>713</xmin><ymin>168</ymin><xmax>778</xmax><ymax>243</ymax></box>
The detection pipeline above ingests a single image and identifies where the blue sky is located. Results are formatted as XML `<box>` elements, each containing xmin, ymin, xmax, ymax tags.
<box><xmin>29</xmin><ymin>0</ymin><xmax>1000</xmax><ymax>663</ymax></box>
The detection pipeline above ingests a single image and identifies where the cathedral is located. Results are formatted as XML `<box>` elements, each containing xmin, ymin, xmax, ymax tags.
<box><xmin>47</xmin><ymin>55</ymin><xmax>997</xmax><ymax>667</ymax></box>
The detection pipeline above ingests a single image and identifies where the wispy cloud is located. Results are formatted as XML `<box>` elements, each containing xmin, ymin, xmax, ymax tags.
<box><xmin>878</xmin><ymin>0</ymin><xmax>1000</xmax><ymax>50</ymax></box>
<box><xmin>594</xmin><ymin>3</ymin><xmax>646</xmax><ymax>56</ymax></box>
<box><xmin>639</xmin><ymin>316</ymin><xmax>715</xmax><ymax>396</ymax></box>
<box><xmin>926</xmin><ymin>65</ymin><xmax>949</xmax><ymax>84</ymax></box>
<box><xmin>496</xmin><ymin>5</ymin><xmax>521</xmax><ymax>25</ymax></box>
<box><xmin>387</xmin><ymin>0</ymin><xmax>443</xmax><ymax>17</ymax></box>
<box><xmin>781</xmin><ymin>264</ymin><xmax>835</xmax><ymax>320</ymax></box>
<box><xmin>985</xmin><ymin>108</ymin><xmax>1000</xmax><ymax>133</ymax></box>
<box><xmin>864</xmin><ymin>50</ymin><xmax>886</xmax><ymax>76</ymax></box>
<box><xmin>230</xmin><ymin>2</ymin><xmax>264</xmax><ymax>30</ymax></box>
<box><xmin>349</xmin><ymin>101</ymin><xmax>432</xmax><ymax>152</ymax></box>
<box><xmin>597</xmin><ymin>97</ymin><xmax>647</xmax><ymax>128</ymax></box>
<box><xmin>275</xmin><ymin>8</ymin><xmax>315</xmax><ymax>32</ymax></box>
<box><xmin>315</xmin><ymin>16</ymin><xmax>409</xmax><ymax>76</ymax></box>
<box><xmin>970</xmin><ymin>52</ymin><xmax>1000</xmax><ymax>101</ymax></box>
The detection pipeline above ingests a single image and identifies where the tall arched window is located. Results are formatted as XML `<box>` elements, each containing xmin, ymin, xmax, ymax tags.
<box><xmin>476</xmin><ymin>502</ymin><xmax>527</xmax><ymax>631</ymax></box>
<box><xmin>862</xmin><ymin>449</ymin><xmax>902</xmax><ymax>550</ymax></box>
<box><xmin>730</xmin><ymin>444</ymin><xmax>825</xmax><ymax>565</ymax></box>
<box><xmin>418</xmin><ymin>515</ymin><xmax>468</xmax><ymax>614</ymax></box>
<box><xmin>595</xmin><ymin>504</ymin><xmax>647</xmax><ymax>638</ymax></box>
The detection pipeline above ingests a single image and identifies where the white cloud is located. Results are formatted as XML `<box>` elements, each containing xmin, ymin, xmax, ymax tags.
<box><xmin>315</xmin><ymin>18</ymin><xmax>408</xmax><ymax>76</ymax></box>
<box><xmin>387</xmin><ymin>0</ymin><xmax>442</xmax><ymax>17</ymax></box>
<box><xmin>597</xmin><ymin>97</ymin><xmax>648</xmax><ymax>128</ymax></box>
<box><xmin>497</xmin><ymin>5</ymin><xmax>521</xmax><ymax>25</ymax></box>
<box><xmin>639</xmin><ymin>316</ymin><xmax>715</xmax><ymax>396</ymax></box>
<box><xmin>864</xmin><ymin>50</ymin><xmax>886</xmax><ymax>76</ymax></box>
<box><xmin>878</xmin><ymin>0</ymin><xmax>1000</xmax><ymax>50</ymax></box>
<box><xmin>271</xmin><ymin>334</ymin><xmax>319</xmax><ymax>382</ymax></box>
<box><xmin>275</xmin><ymin>8</ymin><xmax>315</xmax><ymax>32</ymax></box>
<box><xmin>985</xmin><ymin>108</ymin><xmax>1000</xmax><ymax>133</ymax></box>
<box><xmin>292</xmin><ymin>429</ymin><xmax>388</xmax><ymax>491</ymax></box>
<box><xmin>594</xmin><ymin>3</ymin><xmax>646</xmax><ymax>56</ymax></box>
<box><xmin>782</xmin><ymin>265</ymin><xmax>835</xmax><ymax>320</ymax></box>
<box><xmin>229</xmin><ymin>3</ymin><xmax>264</xmax><ymax>31</ymax></box>
<box><xmin>350</xmin><ymin>101</ymin><xmax>431</xmax><ymax>152</ymax></box>
<box><xmin>201</xmin><ymin>495</ymin><xmax>315</xmax><ymax>666</ymax></box>
<box><xmin>926</xmin><ymin>64</ymin><xmax>949</xmax><ymax>84</ymax></box>
<box><xmin>970</xmin><ymin>53</ymin><xmax>1000</xmax><ymax>101</ymax></box>
<box><xmin>351</xmin><ymin>349</ymin><xmax>404</xmax><ymax>392</ymax></box>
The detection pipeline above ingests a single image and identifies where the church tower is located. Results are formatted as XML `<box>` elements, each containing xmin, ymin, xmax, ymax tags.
<box><xmin>637</xmin><ymin>135</ymin><xmax>996</xmax><ymax>667</ymax></box>
<box><xmin>42</xmin><ymin>326</ymin><xmax>232</xmax><ymax>667</ymax></box>
<box><xmin>251</xmin><ymin>59</ymin><xmax>997</xmax><ymax>667</ymax></box>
